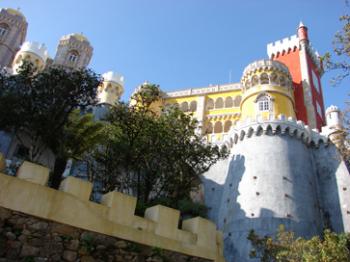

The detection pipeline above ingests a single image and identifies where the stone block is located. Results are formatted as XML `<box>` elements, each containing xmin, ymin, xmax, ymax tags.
<box><xmin>59</xmin><ymin>176</ymin><xmax>92</xmax><ymax>201</ymax></box>
<box><xmin>145</xmin><ymin>205</ymin><xmax>180</xmax><ymax>239</ymax></box>
<box><xmin>0</xmin><ymin>153</ymin><xmax>5</xmax><ymax>172</ymax></box>
<box><xmin>16</xmin><ymin>161</ymin><xmax>49</xmax><ymax>186</ymax></box>
<box><xmin>182</xmin><ymin>217</ymin><xmax>216</xmax><ymax>250</ymax></box>
<box><xmin>101</xmin><ymin>191</ymin><xmax>136</xmax><ymax>226</ymax></box>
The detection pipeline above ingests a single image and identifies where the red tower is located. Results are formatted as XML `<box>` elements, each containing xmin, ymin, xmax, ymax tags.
<box><xmin>267</xmin><ymin>22</ymin><xmax>325</xmax><ymax>130</ymax></box>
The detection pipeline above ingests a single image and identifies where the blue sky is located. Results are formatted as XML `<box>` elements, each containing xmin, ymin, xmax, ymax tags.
<box><xmin>1</xmin><ymin>0</ymin><xmax>349</xmax><ymax>109</ymax></box>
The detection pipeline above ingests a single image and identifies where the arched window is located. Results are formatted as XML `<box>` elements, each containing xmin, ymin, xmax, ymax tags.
<box><xmin>225</xmin><ymin>97</ymin><xmax>233</xmax><ymax>108</ymax></box>
<box><xmin>224</xmin><ymin>120</ymin><xmax>232</xmax><ymax>132</ymax></box>
<box><xmin>251</xmin><ymin>75</ymin><xmax>259</xmax><ymax>86</ymax></box>
<box><xmin>256</xmin><ymin>94</ymin><xmax>272</xmax><ymax>112</ymax></box>
<box><xmin>245</xmin><ymin>79</ymin><xmax>251</xmax><ymax>89</ymax></box>
<box><xmin>214</xmin><ymin>122</ymin><xmax>223</xmax><ymax>133</ymax></box>
<box><xmin>189</xmin><ymin>101</ymin><xmax>197</xmax><ymax>111</ymax></box>
<box><xmin>206</xmin><ymin>122</ymin><xmax>213</xmax><ymax>134</ymax></box>
<box><xmin>233</xmin><ymin>96</ymin><xmax>242</xmax><ymax>107</ymax></box>
<box><xmin>180</xmin><ymin>101</ymin><xmax>189</xmax><ymax>112</ymax></box>
<box><xmin>0</xmin><ymin>23</ymin><xmax>9</xmax><ymax>37</ymax></box>
<box><xmin>68</xmin><ymin>50</ymin><xmax>79</xmax><ymax>62</ymax></box>
<box><xmin>206</xmin><ymin>98</ymin><xmax>214</xmax><ymax>110</ymax></box>
<box><xmin>270</xmin><ymin>73</ymin><xmax>278</xmax><ymax>85</ymax></box>
<box><xmin>279</xmin><ymin>76</ymin><xmax>286</xmax><ymax>87</ymax></box>
<box><xmin>215</xmin><ymin>97</ymin><xmax>224</xmax><ymax>109</ymax></box>
<box><xmin>260</xmin><ymin>73</ymin><xmax>269</xmax><ymax>84</ymax></box>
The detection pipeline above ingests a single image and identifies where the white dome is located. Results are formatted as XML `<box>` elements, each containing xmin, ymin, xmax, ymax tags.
<box><xmin>102</xmin><ymin>71</ymin><xmax>124</xmax><ymax>86</ymax></box>
<box><xmin>19</xmin><ymin>41</ymin><xmax>49</xmax><ymax>62</ymax></box>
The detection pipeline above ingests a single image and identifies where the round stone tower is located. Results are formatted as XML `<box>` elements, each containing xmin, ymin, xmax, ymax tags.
<box><xmin>53</xmin><ymin>33</ymin><xmax>93</xmax><ymax>69</ymax></box>
<box><xmin>12</xmin><ymin>41</ymin><xmax>49</xmax><ymax>73</ymax></box>
<box><xmin>240</xmin><ymin>59</ymin><xmax>296</xmax><ymax>122</ymax></box>
<box><xmin>325</xmin><ymin>105</ymin><xmax>345</xmax><ymax>148</ymax></box>
<box><xmin>0</xmin><ymin>8</ymin><xmax>28</xmax><ymax>68</ymax></box>
<box><xmin>98</xmin><ymin>71</ymin><xmax>124</xmax><ymax>105</ymax></box>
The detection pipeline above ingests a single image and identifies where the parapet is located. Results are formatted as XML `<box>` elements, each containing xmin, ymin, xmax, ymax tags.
<box><xmin>0</xmin><ymin>158</ymin><xmax>225</xmax><ymax>262</ymax></box>
<box><xmin>242</xmin><ymin>59</ymin><xmax>291</xmax><ymax>80</ymax></box>
<box><xmin>18</xmin><ymin>41</ymin><xmax>49</xmax><ymax>62</ymax></box>
<box><xmin>267</xmin><ymin>35</ymin><xmax>299</xmax><ymax>59</ymax></box>
<box><xmin>223</xmin><ymin>115</ymin><xmax>329</xmax><ymax>148</ymax></box>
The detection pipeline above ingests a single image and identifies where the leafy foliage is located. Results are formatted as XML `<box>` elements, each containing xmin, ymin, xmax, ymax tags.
<box><xmin>90</xmin><ymin>83</ymin><xmax>228</xmax><ymax>210</ymax></box>
<box><xmin>248</xmin><ymin>225</ymin><xmax>350</xmax><ymax>262</ymax></box>
<box><xmin>0</xmin><ymin>62</ymin><xmax>102</xmax><ymax>163</ymax></box>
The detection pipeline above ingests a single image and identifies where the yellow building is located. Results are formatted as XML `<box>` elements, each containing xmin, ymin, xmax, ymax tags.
<box><xmin>162</xmin><ymin>59</ymin><xmax>295</xmax><ymax>143</ymax></box>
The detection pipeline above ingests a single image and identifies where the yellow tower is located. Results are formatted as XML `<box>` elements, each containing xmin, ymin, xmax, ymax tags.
<box><xmin>240</xmin><ymin>59</ymin><xmax>296</xmax><ymax>122</ymax></box>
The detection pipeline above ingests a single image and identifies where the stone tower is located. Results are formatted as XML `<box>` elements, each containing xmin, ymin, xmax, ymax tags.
<box><xmin>267</xmin><ymin>22</ymin><xmax>325</xmax><ymax>130</ymax></box>
<box><xmin>324</xmin><ymin>105</ymin><xmax>346</xmax><ymax>149</ymax></box>
<box><xmin>0</xmin><ymin>8</ymin><xmax>27</xmax><ymax>68</ymax></box>
<box><xmin>201</xmin><ymin>59</ymin><xmax>350</xmax><ymax>262</ymax></box>
<box><xmin>97</xmin><ymin>71</ymin><xmax>124</xmax><ymax>105</ymax></box>
<box><xmin>12</xmin><ymin>41</ymin><xmax>49</xmax><ymax>73</ymax></box>
<box><xmin>53</xmin><ymin>33</ymin><xmax>93</xmax><ymax>69</ymax></box>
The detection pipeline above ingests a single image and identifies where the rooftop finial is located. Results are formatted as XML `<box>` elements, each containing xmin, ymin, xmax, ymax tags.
<box><xmin>299</xmin><ymin>21</ymin><xmax>305</xmax><ymax>28</ymax></box>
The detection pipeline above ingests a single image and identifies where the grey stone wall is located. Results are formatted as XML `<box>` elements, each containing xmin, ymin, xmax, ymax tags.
<box><xmin>202</xmin><ymin>122</ymin><xmax>350</xmax><ymax>262</ymax></box>
<box><xmin>0</xmin><ymin>207</ymin><xmax>211</xmax><ymax>262</ymax></box>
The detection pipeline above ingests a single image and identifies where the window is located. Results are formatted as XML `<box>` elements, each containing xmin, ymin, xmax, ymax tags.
<box><xmin>206</xmin><ymin>122</ymin><xmax>213</xmax><ymax>134</ymax></box>
<box><xmin>189</xmin><ymin>101</ymin><xmax>197</xmax><ymax>111</ymax></box>
<box><xmin>214</xmin><ymin>122</ymin><xmax>223</xmax><ymax>133</ymax></box>
<box><xmin>224</xmin><ymin>120</ymin><xmax>232</xmax><ymax>132</ymax></box>
<box><xmin>215</xmin><ymin>97</ymin><xmax>224</xmax><ymax>109</ymax></box>
<box><xmin>180</xmin><ymin>101</ymin><xmax>189</xmax><ymax>112</ymax></box>
<box><xmin>251</xmin><ymin>75</ymin><xmax>259</xmax><ymax>86</ymax></box>
<box><xmin>225</xmin><ymin>97</ymin><xmax>233</xmax><ymax>108</ymax></box>
<box><xmin>279</xmin><ymin>76</ymin><xmax>286</xmax><ymax>87</ymax></box>
<box><xmin>257</xmin><ymin>95</ymin><xmax>271</xmax><ymax>112</ymax></box>
<box><xmin>0</xmin><ymin>23</ymin><xmax>9</xmax><ymax>37</ymax></box>
<box><xmin>233</xmin><ymin>96</ymin><xmax>242</xmax><ymax>107</ymax></box>
<box><xmin>312</xmin><ymin>70</ymin><xmax>320</xmax><ymax>93</ymax></box>
<box><xmin>206</xmin><ymin>98</ymin><xmax>214</xmax><ymax>110</ymax></box>
<box><xmin>270</xmin><ymin>73</ymin><xmax>278</xmax><ymax>85</ymax></box>
<box><xmin>68</xmin><ymin>50</ymin><xmax>79</xmax><ymax>62</ymax></box>
<box><xmin>260</xmin><ymin>73</ymin><xmax>269</xmax><ymax>84</ymax></box>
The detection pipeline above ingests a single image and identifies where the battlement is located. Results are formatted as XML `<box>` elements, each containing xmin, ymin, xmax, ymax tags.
<box><xmin>267</xmin><ymin>35</ymin><xmax>299</xmax><ymax>58</ymax></box>
<box><xmin>223</xmin><ymin>115</ymin><xmax>328</xmax><ymax>148</ymax></box>
<box><xmin>0</xmin><ymin>157</ymin><xmax>225</xmax><ymax>262</ymax></box>
<box><xmin>18</xmin><ymin>41</ymin><xmax>49</xmax><ymax>62</ymax></box>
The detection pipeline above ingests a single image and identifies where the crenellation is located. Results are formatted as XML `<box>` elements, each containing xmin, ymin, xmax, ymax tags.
<box><xmin>0</xmin><ymin>158</ymin><xmax>225</xmax><ymax>261</ymax></box>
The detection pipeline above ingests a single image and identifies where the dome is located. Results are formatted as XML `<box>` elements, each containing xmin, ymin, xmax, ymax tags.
<box><xmin>326</xmin><ymin>105</ymin><xmax>340</xmax><ymax>115</ymax></box>
<box><xmin>19</xmin><ymin>41</ymin><xmax>49</xmax><ymax>62</ymax></box>
<box><xmin>60</xmin><ymin>33</ymin><xmax>89</xmax><ymax>43</ymax></box>
<box><xmin>102</xmin><ymin>71</ymin><xmax>124</xmax><ymax>86</ymax></box>
<box><xmin>4</xmin><ymin>8</ymin><xmax>26</xmax><ymax>21</ymax></box>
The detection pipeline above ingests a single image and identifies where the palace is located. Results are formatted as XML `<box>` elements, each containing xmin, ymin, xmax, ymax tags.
<box><xmin>1</xmin><ymin>7</ymin><xmax>350</xmax><ymax>262</ymax></box>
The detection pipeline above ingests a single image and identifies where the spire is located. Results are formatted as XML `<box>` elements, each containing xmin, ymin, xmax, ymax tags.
<box><xmin>297</xmin><ymin>21</ymin><xmax>308</xmax><ymax>42</ymax></box>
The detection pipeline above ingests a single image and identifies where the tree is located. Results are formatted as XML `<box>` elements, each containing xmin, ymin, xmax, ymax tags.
<box><xmin>322</xmin><ymin>3</ymin><xmax>350</xmax><ymax>160</ymax></box>
<box><xmin>91</xmin><ymin>83</ymin><xmax>228</xmax><ymax>214</ymax></box>
<box><xmin>0</xmin><ymin>62</ymin><xmax>102</xmax><ymax>185</ymax></box>
<box><xmin>51</xmin><ymin>109</ymin><xmax>106</xmax><ymax>188</ymax></box>
<box><xmin>248</xmin><ymin>225</ymin><xmax>350</xmax><ymax>262</ymax></box>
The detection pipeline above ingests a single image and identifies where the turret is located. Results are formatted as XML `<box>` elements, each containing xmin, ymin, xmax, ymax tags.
<box><xmin>325</xmin><ymin>105</ymin><xmax>346</xmax><ymax>148</ymax></box>
<box><xmin>97</xmin><ymin>71</ymin><xmax>124</xmax><ymax>105</ymax></box>
<box><xmin>240</xmin><ymin>59</ymin><xmax>295</xmax><ymax>122</ymax></box>
<box><xmin>53</xmin><ymin>33</ymin><xmax>93</xmax><ymax>69</ymax></box>
<box><xmin>12</xmin><ymin>41</ymin><xmax>49</xmax><ymax>73</ymax></box>
<box><xmin>0</xmin><ymin>8</ymin><xmax>28</xmax><ymax>68</ymax></box>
